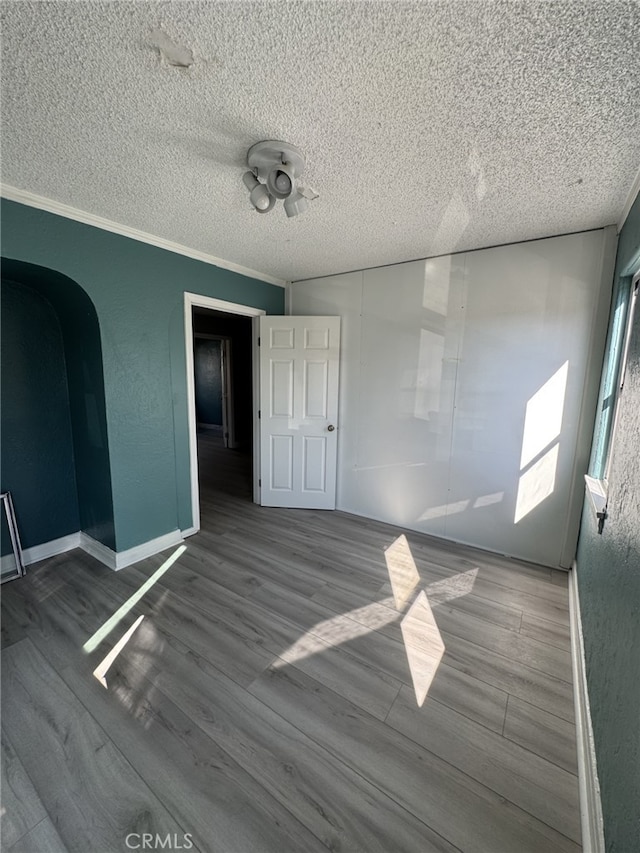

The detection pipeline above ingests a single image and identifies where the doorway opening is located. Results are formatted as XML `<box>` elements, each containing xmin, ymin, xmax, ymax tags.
<box><xmin>193</xmin><ymin>310</ymin><xmax>252</xmax><ymax>503</ymax></box>
<box><xmin>184</xmin><ymin>294</ymin><xmax>265</xmax><ymax>536</ymax></box>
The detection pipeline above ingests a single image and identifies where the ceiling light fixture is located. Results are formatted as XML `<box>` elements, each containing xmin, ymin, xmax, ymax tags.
<box><xmin>283</xmin><ymin>190</ymin><xmax>309</xmax><ymax>218</ymax></box>
<box><xmin>243</xmin><ymin>140</ymin><xmax>315</xmax><ymax>218</ymax></box>
<box><xmin>242</xmin><ymin>171</ymin><xmax>275</xmax><ymax>214</ymax></box>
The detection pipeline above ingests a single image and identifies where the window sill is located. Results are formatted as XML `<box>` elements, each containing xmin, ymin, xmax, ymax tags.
<box><xmin>584</xmin><ymin>475</ymin><xmax>608</xmax><ymax>534</ymax></box>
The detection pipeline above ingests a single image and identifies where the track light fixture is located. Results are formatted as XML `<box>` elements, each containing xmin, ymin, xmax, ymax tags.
<box><xmin>284</xmin><ymin>190</ymin><xmax>309</xmax><ymax>218</ymax></box>
<box><xmin>267</xmin><ymin>162</ymin><xmax>295</xmax><ymax>200</ymax></box>
<box><xmin>243</xmin><ymin>140</ymin><xmax>316</xmax><ymax>218</ymax></box>
<box><xmin>242</xmin><ymin>171</ymin><xmax>275</xmax><ymax>214</ymax></box>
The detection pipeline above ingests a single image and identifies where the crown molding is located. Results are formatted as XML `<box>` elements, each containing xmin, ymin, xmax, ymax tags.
<box><xmin>0</xmin><ymin>184</ymin><xmax>287</xmax><ymax>288</ymax></box>
<box><xmin>618</xmin><ymin>164</ymin><xmax>640</xmax><ymax>233</ymax></box>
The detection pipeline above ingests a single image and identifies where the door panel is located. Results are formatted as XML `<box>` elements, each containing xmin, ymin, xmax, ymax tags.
<box><xmin>259</xmin><ymin>316</ymin><xmax>340</xmax><ymax>508</ymax></box>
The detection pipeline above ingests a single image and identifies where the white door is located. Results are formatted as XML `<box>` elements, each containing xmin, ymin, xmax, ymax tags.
<box><xmin>259</xmin><ymin>316</ymin><xmax>340</xmax><ymax>509</ymax></box>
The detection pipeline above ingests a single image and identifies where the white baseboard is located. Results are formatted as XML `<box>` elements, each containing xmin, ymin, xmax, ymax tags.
<box><xmin>79</xmin><ymin>532</ymin><xmax>118</xmax><ymax>570</ymax></box>
<box><xmin>569</xmin><ymin>564</ymin><xmax>605</xmax><ymax>853</ymax></box>
<box><xmin>80</xmin><ymin>529</ymin><xmax>184</xmax><ymax>571</ymax></box>
<box><xmin>1</xmin><ymin>553</ymin><xmax>23</xmax><ymax>576</ymax></box>
<box><xmin>22</xmin><ymin>532</ymin><xmax>81</xmax><ymax>565</ymax></box>
<box><xmin>16</xmin><ymin>530</ymin><xmax>184</xmax><ymax>572</ymax></box>
<box><xmin>180</xmin><ymin>525</ymin><xmax>199</xmax><ymax>539</ymax></box>
<box><xmin>111</xmin><ymin>529</ymin><xmax>184</xmax><ymax>570</ymax></box>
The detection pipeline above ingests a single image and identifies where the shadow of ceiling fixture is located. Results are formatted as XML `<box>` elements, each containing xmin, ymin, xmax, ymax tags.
<box><xmin>242</xmin><ymin>140</ymin><xmax>317</xmax><ymax>219</ymax></box>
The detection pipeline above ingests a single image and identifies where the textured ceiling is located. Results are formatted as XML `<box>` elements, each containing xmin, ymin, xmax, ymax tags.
<box><xmin>1</xmin><ymin>1</ymin><xmax>639</xmax><ymax>283</ymax></box>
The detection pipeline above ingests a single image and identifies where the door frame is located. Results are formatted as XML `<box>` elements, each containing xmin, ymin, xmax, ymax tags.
<box><xmin>184</xmin><ymin>293</ymin><xmax>265</xmax><ymax>535</ymax></box>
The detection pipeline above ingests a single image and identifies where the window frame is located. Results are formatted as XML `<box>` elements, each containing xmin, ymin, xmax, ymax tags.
<box><xmin>604</xmin><ymin>269</ymin><xmax>639</xmax><ymax>483</ymax></box>
<box><xmin>586</xmin><ymin>267</ymin><xmax>639</xmax><ymax>532</ymax></box>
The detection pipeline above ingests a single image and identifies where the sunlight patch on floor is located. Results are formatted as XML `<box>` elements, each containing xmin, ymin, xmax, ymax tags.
<box><xmin>83</xmin><ymin>545</ymin><xmax>186</xmax><ymax>654</ymax></box>
<box><xmin>401</xmin><ymin>591</ymin><xmax>446</xmax><ymax>706</ymax></box>
<box><xmin>273</xmin><ymin>599</ymin><xmax>398</xmax><ymax>667</ymax></box>
<box><xmin>384</xmin><ymin>534</ymin><xmax>420</xmax><ymax>609</ymax></box>
<box><xmin>425</xmin><ymin>568</ymin><xmax>479</xmax><ymax>607</ymax></box>
<box><xmin>274</xmin><ymin>535</ymin><xmax>477</xmax><ymax>707</ymax></box>
<box><xmin>92</xmin><ymin>614</ymin><xmax>145</xmax><ymax>688</ymax></box>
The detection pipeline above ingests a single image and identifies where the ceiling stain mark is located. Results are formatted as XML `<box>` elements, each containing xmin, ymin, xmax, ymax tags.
<box><xmin>148</xmin><ymin>27</ymin><xmax>194</xmax><ymax>68</ymax></box>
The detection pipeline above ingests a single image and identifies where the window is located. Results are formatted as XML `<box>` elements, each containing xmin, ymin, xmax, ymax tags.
<box><xmin>586</xmin><ymin>268</ymin><xmax>639</xmax><ymax>531</ymax></box>
<box><xmin>605</xmin><ymin>270</ymin><xmax>639</xmax><ymax>477</ymax></box>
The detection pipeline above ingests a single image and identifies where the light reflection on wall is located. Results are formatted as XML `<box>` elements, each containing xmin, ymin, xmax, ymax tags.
<box><xmin>418</xmin><ymin>499</ymin><xmax>470</xmax><ymax>522</ymax></box>
<box><xmin>422</xmin><ymin>256</ymin><xmax>451</xmax><ymax>315</ymax></box>
<box><xmin>414</xmin><ymin>329</ymin><xmax>445</xmax><ymax>421</ymax></box>
<box><xmin>472</xmin><ymin>491</ymin><xmax>504</xmax><ymax>509</ymax></box>
<box><xmin>520</xmin><ymin>362</ymin><xmax>568</xmax><ymax>468</ymax></box>
<box><xmin>431</xmin><ymin>194</ymin><xmax>470</xmax><ymax>256</ymax></box>
<box><xmin>515</xmin><ymin>444</ymin><xmax>560</xmax><ymax>524</ymax></box>
<box><xmin>417</xmin><ymin>491</ymin><xmax>504</xmax><ymax>524</ymax></box>
<box><xmin>514</xmin><ymin>362</ymin><xmax>568</xmax><ymax>524</ymax></box>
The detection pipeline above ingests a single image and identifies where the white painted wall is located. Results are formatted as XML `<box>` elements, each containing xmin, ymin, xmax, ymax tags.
<box><xmin>290</xmin><ymin>229</ymin><xmax>616</xmax><ymax>568</ymax></box>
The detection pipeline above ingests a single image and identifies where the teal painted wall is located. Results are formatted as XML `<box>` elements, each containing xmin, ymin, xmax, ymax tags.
<box><xmin>1</xmin><ymin>279</ymin><xmax>80</xmax><ymax>549</ymax></box>
<box><xmin>1</xmin><ymin>199</ymin><xmax>284</xmax><ymax>551</ymax></box>
<box><xmin>576</xmin><ymin>190</ymin><xmax>640</xmax><ymax>853</ymax></box>
<box><xmin>2</xmin><ymin>260</ymin><xmax>115</xmax><ymax>549</ymax></box>
<box><xmin>194</xmin><ymin>338</ymin><xmax>223</xmax><ymax>425</ymax></box>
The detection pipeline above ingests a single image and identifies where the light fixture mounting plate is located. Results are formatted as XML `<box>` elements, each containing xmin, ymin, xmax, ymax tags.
<box><xmin>247</xmin><ymin>140</ymin><xmax>305</xmax><ymax>179</ymax></box>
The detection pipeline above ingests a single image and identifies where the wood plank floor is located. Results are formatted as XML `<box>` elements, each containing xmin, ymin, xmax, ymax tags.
<box><xmin>1</xmin><ymin>431</ymin><xmax>581</xmax><ymax>852</ymax></box>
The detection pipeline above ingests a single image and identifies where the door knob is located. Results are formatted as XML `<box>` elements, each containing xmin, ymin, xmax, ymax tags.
<box><xmin>327</xmin><ymin>424</ymin><xmax>335</xmax><ymax>432</ymax></box>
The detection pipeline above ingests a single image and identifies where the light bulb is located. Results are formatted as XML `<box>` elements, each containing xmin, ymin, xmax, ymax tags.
<box><xmin>249</xmin><ymin>184</ymin><xmax>275</xmax><ymax>213</ymax></box>
<box><xmin>267</xmin><ymin>163</ymin><xmax>295</xmax><ymax>199</ymax></box>
<box><xmin>274</xmin><ymin>171</ymin><xmax>292</xmax><ymax>194</ymax></box>
<box><xmin>253</xmin><ymin>188</ymin><xmax>271</xmax><ymax>210</ymax></box>
<box><xmin>243</xmin><ymin>171</ymin><xmax>275</xmax><ymax>213</ymax></box>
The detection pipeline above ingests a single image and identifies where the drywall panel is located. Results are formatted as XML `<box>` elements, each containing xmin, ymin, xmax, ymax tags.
<box><xmin>292</xmin><ymin>230</ymin><xmax>613</xmax><ymax>567</ymax></box>
<box><xmin>445</xmin><ymin>232</ymin><xmax>609</xmax><ymax>566</ymax></box>
<box><xmin>354</xmin><ymin>257</ymin><xmax>465</xmax><ymax>535</ymax></box>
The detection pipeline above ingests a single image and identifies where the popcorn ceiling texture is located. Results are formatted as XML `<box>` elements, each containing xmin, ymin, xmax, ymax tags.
<box><xmin>1</xmin><ymin>0</ymin><xmax>638</xmax><ymax>282</ymax></box>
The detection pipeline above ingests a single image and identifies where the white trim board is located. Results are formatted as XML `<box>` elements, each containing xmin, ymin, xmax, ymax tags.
<box><xmin>22</xmin><ymin>532</ymin><xmax>81</xmax><ymax>566</ymax></box>
<box><xmin>0</xmin><ymin>184</ymin><xmax>287</xmax><ymax>288</ymax></box>
<box><xmin>569</xmin><ymin>564</ymin><xmax>605</xmax><ymax>853</ymax></box>
<box><xmin>184</xmin><ymin>292</ymin><xmax>265</xmax><ymax>534</ymax></box>
<box><xmin>1</xmin><ymin>554</ymin><xmax>23</xmax><ymax>576</ymax></box>
<box><xmin>17</xmin><ymin>529</ymin><xmax>185</xmax><ymax>572</ymax></box>
<box><xmin>81</xmin><ymin>530</ymin><xmax>184</xmax><ymax>571</ymax></box>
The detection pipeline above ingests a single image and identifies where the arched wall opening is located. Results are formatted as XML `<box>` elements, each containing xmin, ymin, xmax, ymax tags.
<box><xmin>1</xmin><ymin>259</ymin><xmax>115</xmax><ymax>553</ymax></box>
